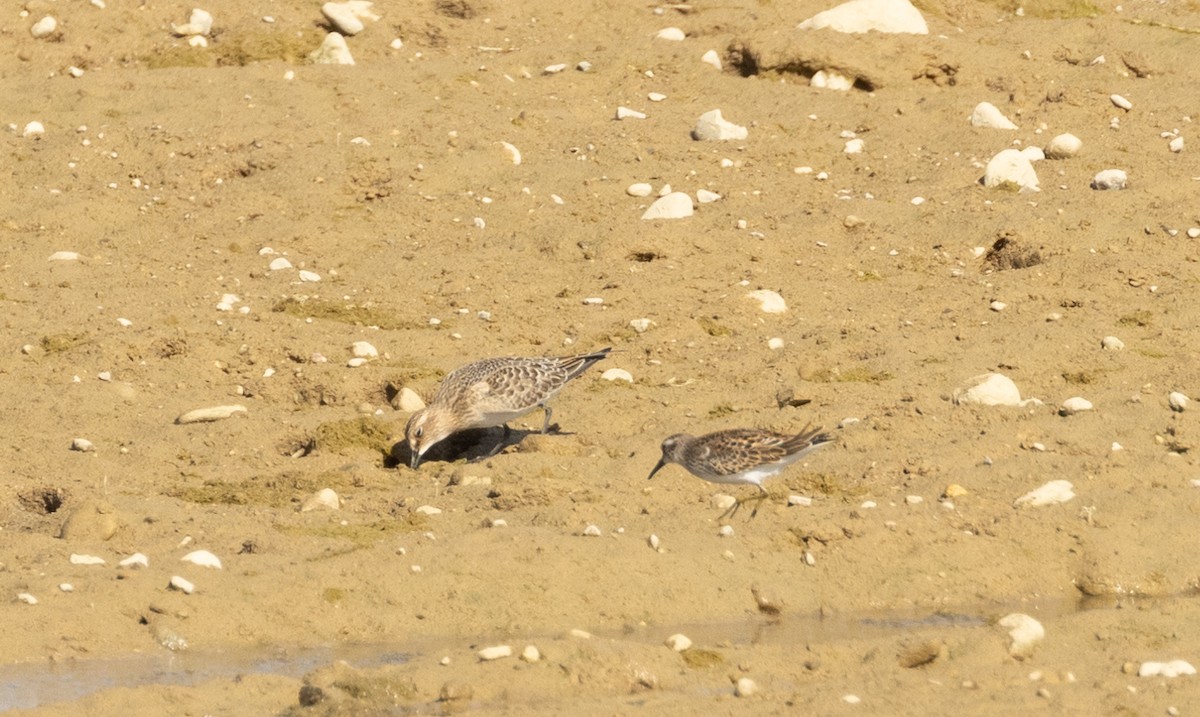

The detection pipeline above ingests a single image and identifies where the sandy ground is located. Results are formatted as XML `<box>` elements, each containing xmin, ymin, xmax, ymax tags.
<box><xmin>4</xmin><ymin>0</ymin><xmax>1200</xmax><ymax>713</ymax></box>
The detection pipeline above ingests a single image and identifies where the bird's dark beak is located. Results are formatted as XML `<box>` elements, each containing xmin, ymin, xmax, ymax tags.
<box><xmin>646</xmin><ymin>458</ymin><xmax>667</xmax><ymax>481</ymax></box>
<box><xmin>409</xmin><ymin>451</ymin><xmax>421</xmax><ymax>470</ymax></box>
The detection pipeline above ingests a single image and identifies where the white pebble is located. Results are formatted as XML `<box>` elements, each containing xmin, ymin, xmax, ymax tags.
<box><xmin>299</xmin><ymin>270</ymin><xmax>321</xmax><ymax>282</ymax></box>
<box><xmin>655</xmin><ymin>27</ymin><xmax>686</xmax><ymax>41</ymax></box>
<box><xmin>1044</xmin><ymin>133</ymin><xmax>1082</xmax><ymax>159</ymax></box>
<box><xmin>700</xmin><ymin>49</ymin><xmax>722</xmax><ymax>69</ymax></box>
<box><xmin>30</xmin><ymin>16</ymin><xmax>57</xmax><ymax>39</ymax></box>
<box><xmin>47</xmin><ymin>251</ymin><xmax>79</xmax><ymax>262</ymax></box>
<box><xmin>664</xmin><ymin>634</ymin><xmax>692</xmax><ymax>651</ymax></box>
<box><xmin>69</xmin><ymin>554</ymin><xmax>106</xmax><ymax>566</ymax></box>
<box><xmin>1014</xmin><ymin>480</ymin><xmax>1075</xmax><ymax>507</ymax></box>
<box><xmin>269</xmin><ymin>257</ymin><xmax>293</xmax><ymax>271</ymax></box>
<box><xmin>1091</xmin><ymin>169</ymin><xmax>1127</xmax><ymax>191</ymax></box>
<box><xmin>735</xmin><ymin>677</ymin><xmax>758</xmax><ymax>697</ymax></box>
<box><xmin>983</xmin><ymin>149</ymin><xmax>1039</xmax><ymax>191</ymax></box>
<box><xmin>718</xmin><ymin>525</ymin><xmax>734</xmax><ymax>538</ymax></box>
<box><xmin>1101</xmin><ymin>336</ymin><xmax>1125</xmax><ymax>350</ymax></box>
<box><xmin>321</xmin><ymin>2</ymin><xmax>365</xmax><ymax>35</ymax></box>
<box><xmin>175</xmin><ymin>405</ymin><xmax>247</xmax><ymax>424</ymax></box>
<box><xmin>746</xmin><ymin>289</ymin><xmax>786</xmax><ymax>314</ymax></box>
<box><xmin>398</xmin><ymin>387</ymin><xmax>426</xmax><ymax>412</ymax></box>
<box><xmin>1110</xmin><ymin>94</ymin><xmax>1133</xmax><ymax>111</ymax></box>
<box><xmin>301</xmin><ymin>488</ymin><xmax>342</xmax><ymax>511</ymax></box>
<box><xmin>576</xmin><ymin>61</ymin><xmax>592</xmax><ymax>72</ymax></box>
<box><xmin>500</xmin><ymin>141</ymin><xmax>522</xmax><ymax>165</ymax></box>
<box><xmin>116</xmin><ymin>318</ymin><xmax>132</xmax><ymax>327</ymax></box>
<box><xmin>767</xmin><ymin>337</ymin><xmax>785</xmax><ymax>350</ymax></box>
<box><xmin>798</xmin><ymin>0</ymin><xmax>928</xmax><ymax>34</ymax></box>
<box><xmin>1169</xmin><ymin>136</ymin><xmax>1185</xmax><ymax>153</ymax></box>
<box><xmin>616</xmin><ymin>106</ymin><xmax>646</xmax><ymax>120</ymax></box>
<box><xmin>601</xmin><ymin>368</ymin><xmax>633</xmax><ymax>383</ymax></box>
<box><xmin>71</xmin><ymin>438</ymin><xmax>95</xmax><ymax>452</ymax></box>
<box><xmin>641</xmin><ymin>192</ymin><xmax>694</xmax><ymax>220</ymax></box>
<box><xmin>181</xmin><ymin>550</ymin><xmax>222</xmax><ymax>569</ymax></box>
<box><xmin>351</xmin><ymin>341</ymin><xmax>378</xmax><ymax>358</ymax></box>
<box><xmin>970</xmin><ymin>102</ymin><xmax>1018</xmax><ymax>129</ymax></box>
<box><xmin>17</xmin><ymin>593</ymin><xmax>38</xmax><ymax>605</ymax></box>
<box><xmin>23</xmin><ymin>121</ymin><xmax>46</xmax><ymax>138</ymax></box>
<box><xmin>989</xmin><ymin>300</ymin><xmax>1007</xmax><ymax>312</ymax></box>
<box><xmin>788</xmin><ymin>495</ymin><xmax>812</xmax><ymax>507</ymax></box>
<box><xmin>1059</xmin><ymin>396</ymin><xmax>1093</xmax><ymax>415</ymax></box>
<box><xmin>415</xmin><ymin>505</ymin><xmax>442</xmax><ymax>515</ymax></box>
<box><xmin>477</xmin><ymin>645</ymin><xmax>513</xmax><ymax>661</ymax></box>
<box><xmin>626</xmin><ymin>183</ymin><xmax>653</xmax><ymax>197</ymax></box>
<box><xmin>712</xmin><ymin>494</ymin><xmax>736</xmax><ymax>510</ymax></box>
<box><xmin>119</xmin><ymin>553</ymin><xmax>149</xmax><ymax>569</ymax></box>
<box><xmin>810</xmin><ymin>69</ymin><xmax>853</xmax><ymax>90</ymax></box>
<box><xmin>1000</xmin><ymin>613</ymin><xmax>1045</xmax><ymax>657</ymax></box>
<box><xmin>520</xmin><ymin>645</ymin><xmax>541</xmax><ymax>662</ymax></box>
<box><xmin>648</xmin><ymin>92</ymin><xmax>666</xmax><ymax>102</ymax></box>
<box><xmin>168</xmin><ymin>576</ymin><xmax>195</xmax><ymax>594</ymax></box>
<box><xmin>59</xmin><ymin>583</ymin><xmax>74</xmax><ymax>593</ymax></box>
<box><xmin>844</xmin><ymin>138</ymin><xmax>864</xmax><ymax>154</ymax></box>
<box><xmin>188</xmin><ymin>35</ymin><xmax>208</xmax><ymax>48</ymax></box>
<box><xmin>1169</xmin><ymin>392</ymin><xmax>1190</xmax><ymax>412</ymax></box>
<box><xmin>172</xmin><ymin>8</ymin><xmax>213</xmax><ymax>36</ymax></box>
<box><xmin>953</xmin><ymin>373</ymin><xmax>1025</xmax><ymax>407</ymax></box>
<box><xmin>906</xmin><ymin>495</ymin><xmax>924</xmax><ymax>505</ymax></box>
<box><xmin>389</xmin><ymin>38</ymin><xmax>403</xmax><ymax>50</ymax></box>
<box><xmin>309</xmin><ymin>32</ymin><xmax>355</xmax><ymax>65</ymax></box>
<box><xmin>629</xmin><ymin>318</ymin><xmax>653</xmax><ymax>333</ymax></box>
<box><xmin>583</xmin><ymin>524</ymin><xmax>602</xmax><ymax>537</ymax></box>
<box><xmin>691</xmin><ymin>109</ymin><xmax>748</xmax><ymax>141</ymax></box>
<box><xmin>1188</xmin><ymin>227</ymin><xmax>1200</xmax><ymax>239</ymax></box>
<box><xmin>582</xmin><ymin>297</ymin><xmax>603</xmax><ymax>305</ymax></box>
<box><xmin>696</xmin><ymin>189</ymin><xmax>722</xmax><ymax>203</ymax></box>
<box><xmin>1139</xmin><ymin>660</ymin><xmax>1196</xmax><ymax>678</ymax></box>
<box><xmin>648</xmin><ymin>534</ymin><xmax>660</xmax><ymax>550</ymax></box>
<box><xmin>842</xmin><ymin>694</ymin><xmax>862</xmax><ymax>704</ymax></box>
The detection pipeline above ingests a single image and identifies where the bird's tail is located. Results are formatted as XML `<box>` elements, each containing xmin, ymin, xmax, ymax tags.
<box><xmin>787</xmin><ymin>423</ymin><xmax>832</xmax><ymax>451</ymax></box>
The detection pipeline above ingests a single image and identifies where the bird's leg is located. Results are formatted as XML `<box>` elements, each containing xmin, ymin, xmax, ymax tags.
<box><xmin>540</xmin><ymin>404</ymin><xmax>555</xmax><ymax>434</ymax></box>
<box><xmin>473</xmin><ymin>424</ymin><xmax>511</xmax><ymax>462</ymax></box>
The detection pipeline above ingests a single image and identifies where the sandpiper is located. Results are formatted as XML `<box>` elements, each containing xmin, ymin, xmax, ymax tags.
<box><xmin>646</xmin><ymin>425</ymin><xmax>832</xmax><ymax>517</ymax></box>
<box><xmin>405</xmin><ymin>347</ymin><xmax>611</xmax><ymax>468</ymax></box>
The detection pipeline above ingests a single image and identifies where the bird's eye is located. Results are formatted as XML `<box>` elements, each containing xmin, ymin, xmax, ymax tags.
<box><xmin>414</xmin><ymin>427</ymin><xmax>424</xmax><ymax>439</ymax></box>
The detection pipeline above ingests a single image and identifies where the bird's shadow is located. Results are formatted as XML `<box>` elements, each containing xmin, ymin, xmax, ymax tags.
<box><xmin>387</xmin><ymin>423</ymin><xmax>570</xmax><ymax>469</ymax></box>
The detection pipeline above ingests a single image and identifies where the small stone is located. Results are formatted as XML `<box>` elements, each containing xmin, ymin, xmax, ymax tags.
<box><xmin>500</xmin><ymin>141</ymin><xmax>521</xmax><ymax>165</ymax></box>
<box><xmin>17</xmin><ymin>593</ymin><xmax>38</xmax><ymax>605</ymax></box>
<box><xmin>309</xmin><ymin>32</ymin><xmax>355</xmax><ymax>65</ymax></box>
<box><xmin>641</xmin><ymin>192</ymin><xmax>694</xmax><ymax>220</ymax></box>
<box><xmin>59</xmin><ymin>500</ymin><xmax>119</xmax><ymax>541</ymax></box>
<box><xmin>301</xmin><ymin>488</ymin><xmax>342</xmax><ymax>511</ymax></box>
<box><xmin>970</xmin><ymin>102</ymin><xmax>1018</xmax><ymax>130</ymax></box>
<box><xmin>30</xmin><ymin>16</ymin><xmax>57</xmax><ymax>39</ymax></box>
<box><xmin>1169</xmin><ymin>136</ymin><xmax>1185</xmax><ymax>153</ymax></box>
<box><xmin>119</xmin><ymin>553</ymin><xmax>149</xmax><ymax>569</ymax></box>
<box><xmin>788</xmin><ymin>495</ymin><xmax>812</xmax><ymax>507</ymax></box>
<box><xmin>616</xmin><ymin>106</ymin><xmax>646</xmax><ymax>120</ymax></box>
<box><xmin>171</xmin><ymin>8</ymin><xmax>213</xmax><ymax>36</ymax></box>
<box><xmin>1169</xmin><ymin>392</ymin><xmax>1190</xmax><ymax>412</ymax></box>
<box><xmin>798</xmin><ymin>0</ymin><xmax>928</xmax><ymax>34</ymax></box>
<box><xmin>176</xmin><ymin>405</ymin><xmax>247</xmax><ymax>424</ymax></box>
<box><xmin>71</xmin><ymin>438</ymin><xmax>95</xmax><ymax>452</ymax></box>
<box><xmin>1014</xmin><ymin>480</ymin><xmax>1075</xmax><ymax>508</ymax></box>
<box><xmin>59</xmin><ymin>583</ymin><xmax>73</xmax><ymax>593</ymax></box>
<box><xmin>347</xmin><ymin>357</ymin><xmax>368</xmax><ymax>368</ymax></box>
<box><xmin>767</xmin><ymin>337</ymin><xmax>785</xmax><ymax>350</ymax></box>
<box><xmin>696</xmin><ymin>189</ymin><xmax>722</xmax><ymax>203</ymax></box>
<box><xmin>648</xmin><ymin>534</ymin><xmax>661</xmax><ymax>550</ymax></box>
<box><xmin>735</xmin><ymin>677</ymin><xmax>757</xmax><ymax>697</ymax></box>
<box><xmin>181</xmin><ymin>550</ymin><xmax>222</xmax><ymax>569</ymax></box>
<box><xmin>983</xmin><ymin>149</ymin><xmax>1039</xmax><ymax>191</ymax></box>
<box><xmin>69</xmin><ymin>554</ymin><xmax>106</xmax><ymax>566</ymax></box>
<box><xmin>655</xmin><ymin>27</ymin><xmax>686</xmax><ymax>41</ymax></box>
<box><xmin>299</xmin><ymin>270</ymin><xmax>321</xmax><ymax>282</ymax></box>
<box><xmin>943</xmin><ymin>484</ymin><xmax>968</xmax><ymax>498</ymax></box>
<box><xmin>477</xmin><ymin>645</ymin><xmax>513</xmax><ymax>661</ymax></box>
<box><xmin>664</xmin><ymin>634</ymin><xmax>692</xmax><ymax>651</ymax></box>
<box><xmin>415</xmin><ymin>505</ymin><xmax>442</xmax><ymax>515</ymax></box>
<box><xmin>989</xmin><ymin>300</ymin><xmax>1007</xmax><ymax>312</ymax></box>
<box><xmin>169</xmin><ymin>576</ymin><xmax>195</xmax><ymax>594</ymax></box>
<box><xmin>576</xmin><ymin>60</ymin><xmax>592</xmax><ymax>72</ymax></box>
<box><xmin>398</xmin><ymin>387</ymin><xmax>426</xmax><ymax>412</ymax></box>
<box><xmin>269</xmin><ymin>257</ymin><xmax>293</xmax><ymax>271</ymax></box>
<box><xmin>1059</xmin><ymin>397</ymin><xmax>1093</xmax><ymax>415</ymax></box>
<box><xmin>1000</xmin><ymin>613</ymin><xmax>1044</xmax><ymax>658</ymax></box>
<box><xmin>1044</xmin><ymin>133</ymin><xmax>1082</xmax><ymax>159</ymax></box>
<box><xmin>712</xmin><ymin>494</ymin><xmax>737</xmax><ymax>510</ymax></box>
<box><xmin>626</xmin><ymin>183</ymin><xmax>653</xmax><ymax>197</ymax></box>
<box><xmin>601</xmin><ymin>368</ymin><xmax>633</xmax><ymax>383</ymax></box>
<box><xmin>648</xmin><ymin>92</ymin><xmax>666</xmax><ymax>102</ymax></box>
<box><xmin>583</xmin><ymin>524</ymin><xmax>602</xmax><ymax>537</ymax></box>
<box><xmin>718</xmin><ymin>525</ymin><xmax>734</xmax><ymax>537</ymax></box>
<box><xmin>1091</xmin><ymin>169</ymin><xmax>1128</xmax><ymax>191</ymax></box>
<box><xmin>906</xmin><ymin>495</ymin><xmax>924</xmax><ymax>505</ymax></box>
<box><xmin>520</xmin><ymin>645</ymin><xmax>540</xmax><ymax>662</ymax></box>
<box><xmin>351</xmin><ymin>341</ymin><xmax>378</xmax><ymax>358</ymax></box>
<box><xmin>1110</xmin><ymin>94</ymin><xmax>1133</xmax><ymax>111</ymax></box>
<box><xmin>629</xmin><ymin>318</ymin><xmax>653</xmax><ymax>333</ymax></box>
<box><xmin>1138</xmin><ymin>660</ymin><xmax>1196</xmax><ymax>678</ymax></box>
<box><xmin>700</xmin><ymin>49</ymin><xmax>722</xmax><ymax>69</ymax></box>
<box><xmin>23</xmin><ymin>121</ymin><xmax>46</xmax><ymax>138</ymax></box>
<box><xmin>691</xmin><ymin>109</ymin><xmax>748</xmax><ymax>141</ymax></box>
<box><xmin>320</xmin><ymin>1</ymin><xmax>378</xmax><ymax>35</ymax></box>
<box><xmin>844</xmin><ymin>138</ymin><xmax>864</xmax><ymax>154</ymax></box>
<box><xmin>810</xmin><ymin>69</ymin><xmax>853</xmax><ymax>90</ymax></box>
<box><xmin>953</xmin><ymin>373</ymin><xmax>1024</xmax><ymax>407</ymax></box>
<box><xmin>1101</xmin><ymin>336</ymin><xmax>1125</xmax><ymax>350</ymax></box>
<box><xmin>747</xmin><ymin>289</ymin><xmax>786</xmax><ymax>314</ymax></box>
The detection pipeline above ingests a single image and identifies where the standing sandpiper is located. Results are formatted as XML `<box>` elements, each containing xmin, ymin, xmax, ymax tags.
<box><xmin>405</xmin><ymin>347</ymin><xmax>611</xmax><ymax>468</ymax></box>
<box><xmin>646</xmin><ymin>425</ymin><xmax>832</xmax><ymax>517</ymax></box>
